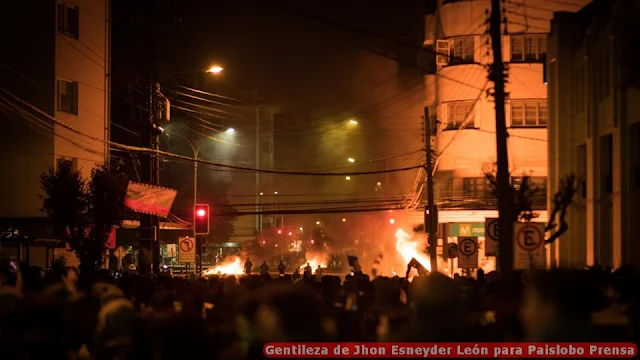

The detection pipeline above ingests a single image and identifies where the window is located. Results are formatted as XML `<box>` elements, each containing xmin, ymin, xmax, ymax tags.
<box><xmin>435</xmin><ymin>36</ymin><xmax>475</xmax><ymax>66</ymax></box>
<box><xmin>450</xmin><ymin>37</ymin><xmax>475</xmax><ymax>64</ymax></box>
<box><xmin>511</xmin><ymin>34</ymin><xmax>546</xmax><ymax>62</ymax></box>
<box><xmin>57</xmin><ymin>79</ymin><xmax>78</xmax><ymax>115</ymax></box>
<box><xmin>445</xmin><ymin>102</ymin><xmax>475</xmax><ymax>130</ymax></box>
<box><xmin>594</xmin><ymin>47</ymin><xmax>611</xmax><ymax>100</ymax></box>
<box><xmin>57</xmin><ymin>3</ymin><xmax>79</xmax><ymax>39</ymax></box>
<box><xmin>511</xmin><ymin>100</ymin><xmax>546</xmax><ymax>127</ymax></box>
<box><xmin>463</xmin><ymin>178</ymin><xmax>491</xmax><ymax>199</ymax></box>
<box><xmin>513</xmin><ymin>176</ymin><xmax>547</xmax><ymax>190</ymax></box>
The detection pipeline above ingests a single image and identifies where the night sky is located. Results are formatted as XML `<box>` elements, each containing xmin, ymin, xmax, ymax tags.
<box><xmin>112</xmin><ymin>0</ymin><xmax>428</xmax><ymax>230</ymax></box>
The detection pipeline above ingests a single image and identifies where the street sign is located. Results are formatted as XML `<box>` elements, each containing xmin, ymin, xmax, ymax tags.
<box><xmin>114</xmin><ymin>246</ymin><xmax>127</xmax><ymax>270</ymax></box>
<box><xmin>457</xmin><ymin>237</ymin><xmax>478</xmax><ymax>268</ymax></box>
<box><xmin>484</xmin><ymin>218</ymin><xmax>499</xmax><ymax>256</ymax></box>
<box><xmin>513</xmin><ymin>222</ymin><xmax>545</xmax><ymax>270</ymax></box>
<box><xmin>444</xmin><ymin>242</ymin><xmax>458</xmax><ymax>259</ymax></box>
<box><xmin>179</xmin><ymin>237</ymin><xmax>196</xmax><ymax>263</ymax></box>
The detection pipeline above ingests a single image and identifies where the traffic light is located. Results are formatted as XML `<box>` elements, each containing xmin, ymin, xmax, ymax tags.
<box><xmin>194</xmin><ymin>204</ymin><xmax>210</xmax><ymax>235</ymax></box>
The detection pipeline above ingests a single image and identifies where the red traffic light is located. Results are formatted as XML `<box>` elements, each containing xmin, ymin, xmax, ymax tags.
<box><xmin>194</xmin><ymin>204</ymin><xmax>210</xmax><ymax>235</ymax></box>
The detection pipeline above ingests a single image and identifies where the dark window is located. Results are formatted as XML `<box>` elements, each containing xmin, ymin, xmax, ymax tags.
<box><xmin>450</xmin><ymin>37</ymin><xmax>475</xmax><ymax>64</ymax></box>
<box><xmin>57</xmin><ymin>3</ymin><xmax>79</xmax><ymax>39</ymax></box>
<box><xmin>56</xmin><ymin>79</ymin><xmax>78</xmax><ymax>115</ymax></box>
<box><xmin>462</xmin><ymin>177</ymin><xmax>491</xmax><ymax>199</ymax></box>
<box><xmin>511</xmin><ymin>100</ymin><xmax>547</xmax><ymax>127</ymax></box>
<box><xmin>511</xmin><ymin>34</ymin><xmax>546</xmax><ymax>62</ymax></box>
<box><xmin>446</xmin><ymin>101</ymin><xmax>475</xmax><ymax>130</ymax></box>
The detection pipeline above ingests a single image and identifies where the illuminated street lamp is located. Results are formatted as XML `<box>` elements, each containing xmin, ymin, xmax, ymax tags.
<box><xmin>316</xmin><ymin>220</ymin><xmax>320</xmax><ymax>225</ymax></box>
<box><xmin>206</xmin><ymin>65</ymin><xmax>224</xmax><ymax>74</ymax></box>
<box><xmin>299</xmin><ymin>227</ymin><xmax>303</xmax><ymax>231</ymax></box>
<box><xmin>225</xmin><ymin>128</ymin><xmax>235</xmax><ymax>134</ymax></box>
<box><xmin>345</xmin><ymin>176</ymin><xmax>351</xmax><ymax>181</ymax></box>
<box><xmin>347</xmin><ymin>158</ymin><xmax>355</xmax><ymax>163</ymax></box>
<box><xmin>342</xmin><ymin>218</ymin><xmax>347</xmax><ymax>222</ymax></box>
<box><xmin>389</xmin><ymin>218</ymin><xmax>395</xmax><ymax>225</ymax></box>
<box><xmin>349</xmin><ymin>119</ymin><xmax>358</xmax><ymax>125</ymax></box>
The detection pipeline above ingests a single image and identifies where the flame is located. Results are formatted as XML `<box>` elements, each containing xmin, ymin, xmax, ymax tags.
<box><xmin>395</xmin><ymin>228</ymin><xmax>431</xmax><ymax>281</ymax></box>
<box><xmin>203</xmin><ymin>256</ymin><xmax>244</xmax><ymax>276</ymax></box>
<box><xmin>300</xmin><ymin>254</ymin><xmax>327</xmax><ymax>273</ymax></box>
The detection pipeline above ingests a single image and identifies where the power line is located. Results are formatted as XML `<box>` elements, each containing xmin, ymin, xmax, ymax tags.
<box><xmin>263</xmin><ymin>1</ymin><xmax>485</xmax><ymax>92</ymax></box>
<box><xmin>0</xmin><ymin>86</ymin><xmax>424</xmax><ymax>177</ymax></box>
<box><xmin>215</xmin><ymin>205</ymin><xmax>406</xmax><ymax>217</ymax></box>
<box><xmin>263</xmin><ymin>1</ymin><xmax>480</xmax><ymax>66</ymax></box>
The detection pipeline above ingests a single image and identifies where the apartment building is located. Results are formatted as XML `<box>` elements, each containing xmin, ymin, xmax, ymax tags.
<box><xmin>418</xmin><ymin>0</ymin><xmax>589</xmax><ymax>271</ymax></box>
<box><xmin>0</xmin><ymin>0</ymin><xmax>110</xmax><ymax>265</ymax></box>
<box><xmin>547</xmin><ymin>0</ymin><xmax>640</xmax><ymax>268</ymax></box>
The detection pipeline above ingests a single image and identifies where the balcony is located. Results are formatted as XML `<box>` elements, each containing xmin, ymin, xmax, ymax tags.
<box><xmin>436</xmin><ymin>189</ymin><xmax>547</xmax><ymax>210</ymax></box>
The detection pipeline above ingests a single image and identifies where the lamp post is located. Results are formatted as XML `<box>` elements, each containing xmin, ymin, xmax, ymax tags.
<box><xmin>166</xmin><ymin>132</ymin><xmax>202</xmax><ymax>275</ymax></box>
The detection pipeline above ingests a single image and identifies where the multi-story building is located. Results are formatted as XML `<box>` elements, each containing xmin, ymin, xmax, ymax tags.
<box><xmin>0</xmin><ymin>0</ymin><xmax>111</xmax><ymax>266</ymax></box>
<box><xmin>419</xmin><ymin>0</ymin><xmax>589</xmax><ymax>271</ymax></box>
<box><xmin>547</xmin><ymin>0</ymin><xmax>640</xmax><ymax>268</ymax></box>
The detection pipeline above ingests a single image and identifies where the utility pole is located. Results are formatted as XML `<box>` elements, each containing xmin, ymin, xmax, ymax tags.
<box><xmin>489</xmin><ymin>0</ymin><xmax>513</xmax><ymax>277</ymax></box>
<box><xmin>423</xmin><ymin>107</ymin><xmax>438</xmax><ymax>273</ymax></box>
<box><xmin>150</xmin><ymin>81</ymin><xmax>161</xmax><ymax>274</ymax></box>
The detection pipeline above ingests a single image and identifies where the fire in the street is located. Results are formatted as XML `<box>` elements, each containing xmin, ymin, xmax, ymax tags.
<box><xmin>395</xmin><ymin>228</ymin><xmax>431</xmax><ymax>281</ymax></box>
<box><xmin>300</xmin><ymin>255</ymin><xmax>327</xmax><ymax>271</ymax></box>
<box><xmin>203</xmin><ymin>256</ymin><xmax>244</xmax><ymax>276</ymax></box>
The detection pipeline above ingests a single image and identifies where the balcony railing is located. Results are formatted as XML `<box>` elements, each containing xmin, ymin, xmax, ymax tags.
<box><xmin>436</xmin><ymin>189</ymin><xmax>547</xmax><ymax>210</ymax></box>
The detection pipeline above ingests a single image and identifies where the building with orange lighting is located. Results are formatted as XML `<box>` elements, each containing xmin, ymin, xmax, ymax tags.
<box><xmin>547</xmin><ymin>0</ymin><xmax>640</xmax><ymax>268</ymax></box>
<box><xmin>0</xmin><ymin>0</ymin><xmax>111</xmax><ymax>266</ymax></box>
<box><xmin>420</xmin><ymin>0</ymin><xmax>589</xmax><ymax>272</ymax></box>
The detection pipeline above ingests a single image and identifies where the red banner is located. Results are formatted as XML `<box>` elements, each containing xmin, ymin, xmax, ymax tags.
<box><xmin>263</xmin><ymin>343</ymin><xmax>637</xmax><ymax>358</ymax></box>
<box><xmin>123</xmin><ymin>182</ymin><xmax>177</xmax><ymax>217</ymax></box>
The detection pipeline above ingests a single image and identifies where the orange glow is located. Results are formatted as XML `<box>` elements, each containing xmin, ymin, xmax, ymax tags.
<box><xmin>206</xmin><ymin>65</ymin><xmax>223</xmax><ymax>74</ymax></box>
<box><xmin>395</xmin><ymin>228</ymin><xmax>431</xmax><ymax>282</ymax></box>
<box><xmin>389</xmin><ymin>218</ymin><xmax>395</xmax><ymax>224</ymax></box>
<box><xmin>204</xmin><ymin>256</ymin><xmax>243</xmax><ymax>275</ymax></box>
<box><xmin>300</xmin><ymin>253</ymin><xmax>327</xmax><ymax>272</ymax></box>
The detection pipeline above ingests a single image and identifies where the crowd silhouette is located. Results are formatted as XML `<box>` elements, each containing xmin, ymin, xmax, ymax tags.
<box><xmin>0</xmin><ymin>261</ymin><xmax>638</xmax><ymax>359</ymax></box>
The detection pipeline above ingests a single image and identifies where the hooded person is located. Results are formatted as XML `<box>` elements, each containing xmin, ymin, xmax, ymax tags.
<box><xmin>93</xmin><ymin>283</ymin><xmax>136</xmax><ymax>355</ymax></box>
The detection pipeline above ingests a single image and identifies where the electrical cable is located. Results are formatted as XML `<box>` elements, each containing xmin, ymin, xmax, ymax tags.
<box><xmin>0</xmin><ymin>85</ymin><xmax>425</xmax><ymax>177</ymax></box>
<box><xmin>164</xmin><ymin>88</ymin><xmax>242</xmax><ymax>109</ymax></box>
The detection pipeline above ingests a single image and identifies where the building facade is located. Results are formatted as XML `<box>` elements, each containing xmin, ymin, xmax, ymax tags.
<box><xmin>547</xmin><ymin>0</ymin><xmax>640</xmax><ymax>268</ymax></box>
<box><xmin>420</xmin><ymin>0</ymin><xmax>588</xmax><ymax>271</ymax></box>
<box><xmin>0</xmin><ymin>0</ymin><xmax>111</xmax><ymax>265</ymax></box>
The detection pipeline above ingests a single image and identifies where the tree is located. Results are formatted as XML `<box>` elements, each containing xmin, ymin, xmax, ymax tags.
<box><xmin>483</xmin><ymin>164</ymin><xmax>540</xmax><ymax>222</ymax></box>
<box><xmin>40</xmin><ymin>158</ymin><xmax>128</xmax><ymax>273</ymax></box>
<box><xmin>544</xmin><ymin>174</ymin><xmax>578</xmax><ymax>244</ymax></box>
<box><xmin>483</xmin><ymin>164</ymin><xmax>578</xmax><ymax>244</ymax></box>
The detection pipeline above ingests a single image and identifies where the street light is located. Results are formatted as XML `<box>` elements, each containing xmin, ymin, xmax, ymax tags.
<box><xmin>342</xmin><ymin>218</ymin><xmax>347</xmax><ymax>222</ymax></box>
<box><xmin>347</xmin><ymin>158</ymin><xmax>355</xmax><ymax>163</ymax></box>
<box><xmin>316</xmin><ymin>221</ymin><xmax>320</xmax><ymax>225</ymax></box>
<box><xmin>345</xmin><ymin>176</ymin><xmax>351</xmax><ymax>181</ymax></box>
<box><xmin>349</xmin><ymin>119</ymin><xmax>358</xmax><ymax>125</ymax></box>
<box><xmin>165</xmin><ymin>131</ymin><xmax>205</xmax><ymax>274</ymax></box>
<box><xmin>206</xmin><ymin>65</ymin><xmax>224</xmax><ymax>74</ymax></box>
<box><xmin>225</xmin><ymin>128</ymin><xmax>235</xmax><ymax>134</ymax></box>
